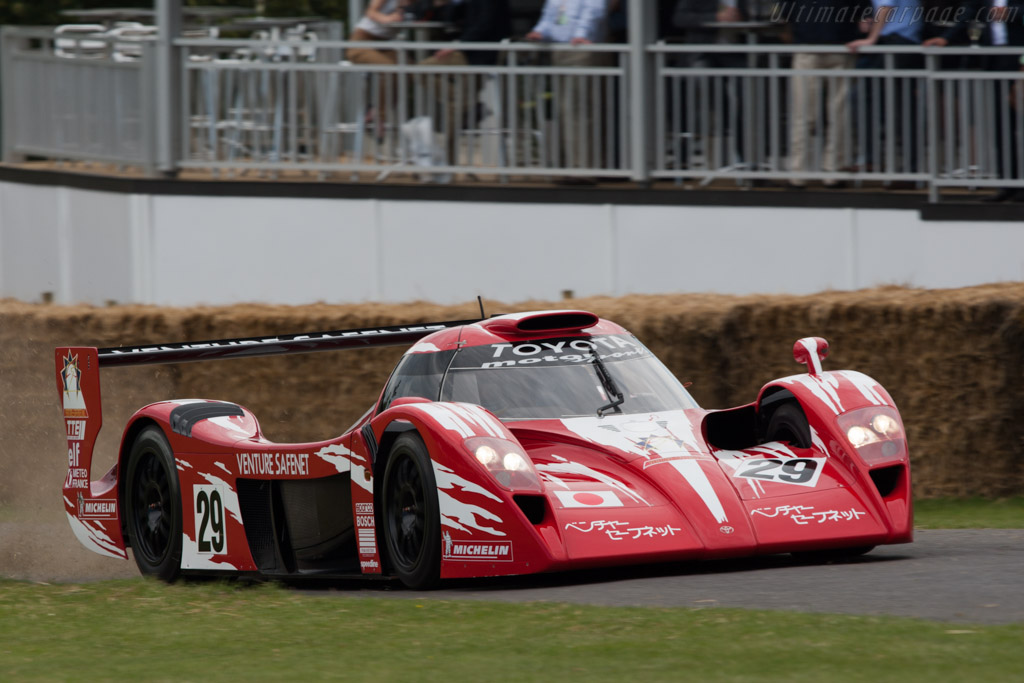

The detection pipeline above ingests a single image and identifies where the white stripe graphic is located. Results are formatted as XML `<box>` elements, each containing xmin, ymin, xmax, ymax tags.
<box><xmin>839</xmin><ymin>371</ymin><xmax>888</xmax><ymax>406</ymax></box>
<box><xmin>449</xmin><ymin>403</ymin><xmax>503</xmax><ymax>438</ymax></box>
<box><xmin>798</xmin><ymin>338</ymin><xmax>824</xmax><ymax>375</ymax></box>
<box><xmin>782</xmin><ymin>374</ymin><xmax>844</xmax><ymax>415</ymax></box>
<box><xmin>668</xmin><ymin>460</ymin><xmax>728</xmax><ymax>523</ymax></box>
<box><xmin>417</xmin><ymin>403</ymin><xmax>474</xmax><ymax>438</ymax></box>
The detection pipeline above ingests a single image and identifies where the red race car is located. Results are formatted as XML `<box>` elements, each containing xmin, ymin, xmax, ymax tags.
<box><xmin>56</xmin><ymin>310</ymin><xmax>911</xmax><ymax>588</ymax></box>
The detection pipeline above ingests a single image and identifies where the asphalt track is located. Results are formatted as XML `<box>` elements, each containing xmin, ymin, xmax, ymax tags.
<box><xmin>334</xmin><ymin>530</ymin><xmax>1024</xmax><ymax>625</ymax></box>
<box><xmin>4</xmin><ymin>524</ymin><xmax>1020</xmax><ymax>624</ymax></box>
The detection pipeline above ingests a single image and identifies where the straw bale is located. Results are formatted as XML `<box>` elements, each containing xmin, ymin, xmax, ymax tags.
<box><xmin>3</xmin><ymin>283</ymin><xmax>1024</xmax><ymax>506</ymax></box>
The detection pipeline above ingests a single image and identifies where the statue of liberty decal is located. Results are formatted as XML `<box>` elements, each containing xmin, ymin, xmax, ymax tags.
<box><xmin>61</xmin><ymin>352</ymin><xmax>88</xmax><ymax>418</ymax></box>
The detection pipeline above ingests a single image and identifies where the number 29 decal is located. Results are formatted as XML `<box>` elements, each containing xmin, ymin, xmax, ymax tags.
<box><xmin>194</xmin><ymin>484</ymin><xmax>227</xmax><ymax>554</ymax></box>
<box><xmin>730</xmin><ymin>458</ymin><xmax>826</xmax><ymax>488</ymax></box>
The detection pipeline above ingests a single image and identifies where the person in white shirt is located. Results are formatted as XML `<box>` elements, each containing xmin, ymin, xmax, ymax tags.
<box><xmin>526</xmin><ymin>0</ymin><xmax>611</xmax><ymax>180</ymax></box>
<box><xmin>347</xmin><ymin>0</ymin><xmax>410</xmax><ymax>65</ymax></box>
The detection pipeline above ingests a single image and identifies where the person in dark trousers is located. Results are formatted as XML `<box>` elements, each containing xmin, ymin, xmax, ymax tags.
<box><xmin>782</xmin><ymin>0</ymin><xmax>868</xmax><ymax>186</ymax></box>
<box><xmin>432</xmin><ymin>0</ymin><xmax>513</xmax><ymax>67</ymax></box>
<box><xmin>526</xmin><ymin>0</ymin><xmax>611</xmax><ymax>179</ymax></box>
<box><xmin>924</xmin><ymin>0</ymin><xmax>1024</xmax><ymax>201</ymax></box>
<box><xmin>846</xmin><ymin>0</ymin><xmax>924</xmax><ymax>175</ymax></box>
<box><xmin>419</xmin><ymin>0</ymin><xmax>513</xmax><ymax>166</ymax></box>
<box><xmin>673</xmin><ymin>0</ymin><xmax>751</xmax><ymax>167</ymax></box>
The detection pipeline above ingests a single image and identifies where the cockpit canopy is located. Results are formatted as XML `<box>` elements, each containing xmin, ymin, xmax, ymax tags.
<box><xmin>379</xmin><ymin>332</ymin><xmax>698</xmax><ymax>420</ymax></box>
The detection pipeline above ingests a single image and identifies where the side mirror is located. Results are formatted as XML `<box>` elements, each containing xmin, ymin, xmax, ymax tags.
<box><xmin>793</xmin><ymin>337</ymin><xmax>829</xmax><ymax>376</ymax></box>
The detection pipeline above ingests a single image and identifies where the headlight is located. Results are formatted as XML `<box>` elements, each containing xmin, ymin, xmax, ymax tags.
<box><xmin>474</xmin><ymin>444</ymin><xmax>499</xmax><ymax>467</ymax></box>
<box><xmin>465</xmin><ymin>436</ymin><xmax>540</xmax><ymax>491</ymax></box>
<box><xmin>837</xmin><ymin>406</ymin><xmax>906</xmax><ymax>463</ymax></box>
<box><xmin>503</xmin><ymin>452</ymin><xmax>528</xmax><ymax>472</ymax></box>
<box><xmin>846</xmin><ymin>425</ymin><xmax>877</xmax><ymax>448</ymax></box>
<box><xmin>871</xmin><ymin>413</ymin><xmax>900</xmax><ymax>437</ymax></box>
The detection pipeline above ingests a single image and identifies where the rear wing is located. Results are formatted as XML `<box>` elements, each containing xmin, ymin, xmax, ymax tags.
<box><xmin>55</xmin><ymin>318</ymin><xmax>478</xmax><ymax>558</ymax></box>
<box><xmin>93</xmin><ymin>319</ymin><xmax>482</xmax><ymax>366</ymax></box>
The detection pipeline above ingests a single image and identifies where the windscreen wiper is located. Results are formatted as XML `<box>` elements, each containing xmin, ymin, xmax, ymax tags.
<box><xmin>591</xmin><ymin>349</ymin><xmax>624</xmax><ymax>418</ymax></box>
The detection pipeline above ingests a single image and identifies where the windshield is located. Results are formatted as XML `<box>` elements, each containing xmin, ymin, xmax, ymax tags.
<box><xmin>439</xmin><ymin>334</ymin><xmax>699</xmax><ymax>420</ymax></box>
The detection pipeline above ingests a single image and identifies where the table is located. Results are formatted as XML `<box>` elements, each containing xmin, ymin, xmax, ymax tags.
<box><xmin>60</xmin><ymin>8</ymin><xmax>156</xmax><ymax>26</ymax></box>
<box><xmin>224</xmin><ymin>16</ymin><xmax>327</xmax><ymax>40</ymax></box>
<box><xmin>389</xmin><ymin>20</ymin><xmax>450</xmax><ymax>43</ymax></box>
<box><xmin>212</xmin><ymin>17</ymin><xmax>326</xmax><ymax>163</ymax></box>
<box><xmin>701</xmin><ymin>21</ymin><xmax>779</xmax><ymax>45</ymax></box>
<box><xmin>389</xmin><ymin>20</ymin><xmax>451</xmax><ymax>60</ymax></box>
<box><xmin>183</xmin><ymin>7</ymin><xmax>253</xmax><ymax>27</ymax></box>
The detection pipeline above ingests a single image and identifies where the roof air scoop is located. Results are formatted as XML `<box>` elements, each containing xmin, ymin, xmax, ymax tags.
<box><xmin>483</xmin><ymin>310</ymin><xmax>600</xmax><ymax>335</ymax></box>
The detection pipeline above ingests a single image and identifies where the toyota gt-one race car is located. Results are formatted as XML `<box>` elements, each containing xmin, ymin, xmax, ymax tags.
<box><xmin>56</xmin><ymin>310</ymin><xmax>911</xmax><ymax>589</ymax></box>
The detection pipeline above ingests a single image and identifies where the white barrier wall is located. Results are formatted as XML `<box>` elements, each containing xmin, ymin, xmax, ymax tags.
<box><xmin>1</xmin><ymin>180</ymin><xmax>1021</xmax><ymax>306</ymax></box>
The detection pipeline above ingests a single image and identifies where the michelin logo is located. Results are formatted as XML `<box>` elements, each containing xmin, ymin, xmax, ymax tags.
<box><xmin>442</xmin><ymin>531</ymin><xmax>513</xmax><ymax>561</ymax></box>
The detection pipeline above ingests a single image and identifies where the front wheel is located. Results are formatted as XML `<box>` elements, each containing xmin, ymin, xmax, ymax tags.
<box><xmin>125</xmin><ymin>426</ymin><xmax>182</xmax><ymax>582</ymax></box>
<box><xmin>381</xmin><ymin>432</ymin><xmax>441</xmax><ymax>589</ymax></box>
<box><xmin>764</xmin><ymin>402</ymin><xmax>812</xmax><ymax>449</ymax></box>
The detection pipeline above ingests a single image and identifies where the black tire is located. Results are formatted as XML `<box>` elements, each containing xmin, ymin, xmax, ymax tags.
<box><xmin>381</xmin><ymin>432</ymin><xmax>441</xmax><ymax>589</ymax></box>
<box><xmin>125</xmin><ymin>426</ymin><xmax>182</xmax><ymax>582</ymax></box>
<box><xmin>764</xmin><ymin>402</ymin><xmax>813</xmax><ymax>449</ymax></box>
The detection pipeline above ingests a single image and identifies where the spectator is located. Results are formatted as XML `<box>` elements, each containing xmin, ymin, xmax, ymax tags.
<box><xmin>420</xmin><ymin>0</ymin><xmax>514</xmax><ymax>166</ymax></box>
<box><xmin>672</xmin><ymin>0</ymin><xmax>751</xmax><ymax>166</ymax></box>
<box><xmin>924</xmin><ymin>0</ymin><xmax>1024</xmax><ymax>201</ymax></box>
<box><xmin>527</xmin><ymin>0</ymin><xmax>611</xmax><ymax>183</ymax></box>
<box><xmin>783</xmin><ymin>0</ymin><xmax>868</xmax><ymax>186</ymax></box>
<box><xmin>673</xmin><ymin>0</ymin><xmax>748</xmax><ymax>52</ymax></box>
<box><xmin>845</xmin><ymin>0</ymin><xmax>924</xmax><ymax>174</ymax></box>
<box><xmin>346</xmin><ymin>0</ymin><xmax>410</xmax><ymax>66</ymax></box>
<box><xmin>346</xmin><ymin>0</ymin><xmax>413</xmax><ymax>137</ymax></box>
<box><xmin>608</xmin><ymin>0</ymin><xmax>628</xmax><ymax>44</ymax></box>
<box><xmin>423</xmin><ymin>0</ymin><xmax>512</xmax><ymax>67</ymax></box>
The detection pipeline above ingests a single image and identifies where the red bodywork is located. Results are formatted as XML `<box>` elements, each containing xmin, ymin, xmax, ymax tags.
<box><xmin>56</xmin><ymin>312</ymin><xmax>912</xmax><ymax>583</ymax></box>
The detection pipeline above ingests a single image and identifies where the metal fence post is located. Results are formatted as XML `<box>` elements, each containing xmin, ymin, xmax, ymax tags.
<box><xmin>627</xmin><ymin>0</ymin><xmax>653</xmax><ymax>184</ymax></box>
<box><xmin>0</xmin><ymin>26</ymin><xmax>25</xmax><ymax>164</ymax></box>
<box><xmin>0</xmin><ymin>26</ymin><xmax>11</xmax><ymax>163</ymax></box>
<box><xmin>926</xmin><ymin>52</ymin><xmax>939</xmax><ymax>203</ymax></box>
<box><xmin>142</xmin><ymin>41</ymin><xmax>157</xmax><ymax>176</ymax></box>
<box><xmin>155</xmin><ymin>0</ymin><xmax>182</xmax><ymax>176</ymax></box>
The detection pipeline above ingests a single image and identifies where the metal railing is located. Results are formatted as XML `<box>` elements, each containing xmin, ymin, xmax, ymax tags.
<box><xmin>1</xmin><ymin>27</ymin><xmax>155</xmax><ymax>171</ymax></box>
<box><xmin>4</xmin><ymin>23</ymin><xmax>1024</xmax><ymax>201</ymax></box>
<box><xmin>176</xmin><ymin>37</ymin><xmax>630</xmax><ymax>181</ymax></box>
<box><xmin>651</xmin><ymin>43</ymin><xmax>1024</xmax><ymax>201</ymax></box>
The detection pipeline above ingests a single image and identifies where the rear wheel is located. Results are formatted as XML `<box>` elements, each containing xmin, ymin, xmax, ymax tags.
<box><xmin>125</xmin><ymin>426</ymin><xmax>182</xmax><ymax>582</ymax></box>
<box><xmin>381</xmin><ymin>433</ymin><xmax>441</xmax><ymax>589</ymax></box>
<box><xmin>764</xmin><ymin>402</ymin><xmax>813</xmax><ymax>449</ymax></box>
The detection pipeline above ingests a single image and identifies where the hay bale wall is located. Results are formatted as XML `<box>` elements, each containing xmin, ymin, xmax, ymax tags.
<box><xmin>3</xmin><ymin>284</ymin><xmax>1023</xmax><ymax>511</ymax></box>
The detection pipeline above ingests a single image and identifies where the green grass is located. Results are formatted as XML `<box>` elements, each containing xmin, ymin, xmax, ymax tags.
<box><xmin>0</xmin><ymin>579</ymin><xmax>1021</xmax><ymax>682</ymax></box>
<box><xmin>914</xmin><ymin>497</ymin><xmax>1024</xmax><ymax>529</ymax></box>
<box><xmin>0</xmin><ymin>499</ymin><xmax>1021</xmax><ymax>680</ymax></box>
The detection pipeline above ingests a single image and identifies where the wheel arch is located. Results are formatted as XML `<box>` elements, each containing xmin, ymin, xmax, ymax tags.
<box><xmin>375</xmin><ymin>426</ymin><xmax>442</xmax><ymax>588</ymax></box>
<box><xmin>373</xmin><ymin>419</ymin><xmax>420</xmax><ymax>488</ymax></box>
<box><xmin>117</xmin><ymin>416</ymin><xmax>165</xmax><ymax>545</ymax></box>
<box><xmin>370</xmin><ymin>417</ymin><xmax>430</xmax><ymax>576</ymax></box>
<box><xmin>756</xmin><ymin>387</ymin><xmax>801</xmax><ymax>438</ymax></box>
